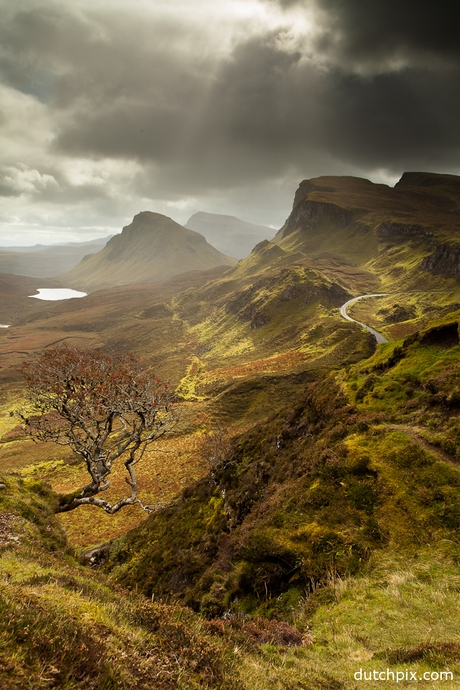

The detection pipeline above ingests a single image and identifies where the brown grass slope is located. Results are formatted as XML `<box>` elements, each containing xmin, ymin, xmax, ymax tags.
<box><xmin>0</xmin><ymin>267</ymin><xmax>231</xmax><ymax>389</ymax></box>
<box><xmin>0</xmin><ymin>273</ymin><xmax>66</xmax><ymax>325</ymax></box>
<box><xmin>60</xmin><ymin>212</ymin><xmax>237</xmax><ymax>292</ymax></box>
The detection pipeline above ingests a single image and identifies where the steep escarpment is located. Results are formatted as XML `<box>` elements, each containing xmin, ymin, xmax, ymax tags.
<box><xmin>279</xmin><ymin>200</ymin><xmax>354</xmax><ymax>241</ymax></box>
<box><xmin>273</xmin><ymin>172</ymin><xmax>460</xmax><ymax>290</ymax></box>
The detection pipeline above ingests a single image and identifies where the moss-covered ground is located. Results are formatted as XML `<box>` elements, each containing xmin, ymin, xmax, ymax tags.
<box><xmin>97</xmin><ymin>312</ymin><xmax>460</xmax><ymax>688</ymax></box>
<box><xmin>0</xmin><ymin>476</ymin><xmax>247</xmax><ymax>690</ymax></box>
<box><xmin>3</xmin><ymin>474</ymin><xmax>460</xmax><ymax>689</ymax></box>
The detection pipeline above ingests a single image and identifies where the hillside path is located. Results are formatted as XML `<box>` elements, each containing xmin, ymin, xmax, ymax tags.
<box><xmin>382</xmin><ymin>423</ymin><xmax>460</xmax><ymax>469</ymax></box>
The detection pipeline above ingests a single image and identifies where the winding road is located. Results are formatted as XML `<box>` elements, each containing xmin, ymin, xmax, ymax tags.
<box><xmin>340</xmin><ymin>293</ymin><xmax>390</xmax><ymax>344</ymax></box>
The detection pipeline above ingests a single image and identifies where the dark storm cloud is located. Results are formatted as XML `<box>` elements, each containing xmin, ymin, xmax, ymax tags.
<box><xmin>314</xmin><ymin>67</ymin><xmax>460</xmax><ymax>171</ymax></box>
<box><xmin>1</xmin><ymin>0</ymin><xmax>460</xmax><ymax>244</ymax></box>
<box><xmin>273</xmin><ymin>0</ymin><xmax>460</xmax><ymax>67</ymax></box>
<box><xmin>5</xmin><ymin>0</ymin><xmax>459</xmax><ymax>186</ymax></box>
<box><xmin>319</xmin><ymin>0</ymin><xmax>460</xmax><ymax>64</ymax></box>
<box><xmin>156</xmin><ymin>31</ymin><xmax>460</xmax><ymax>188</ymax></box>
<box><xmin>50</xmin><ymin>4</ymin><xmax>460</xmax><ymax>192</ymax></box>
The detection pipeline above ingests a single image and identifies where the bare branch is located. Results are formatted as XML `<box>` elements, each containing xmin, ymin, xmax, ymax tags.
<box><xmin>18</xmin><ymin>346</ymin><xmax>178</xmax><ymax>514</ymax></box>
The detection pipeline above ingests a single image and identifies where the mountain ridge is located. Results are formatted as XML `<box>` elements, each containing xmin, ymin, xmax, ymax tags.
<box><xmin>0</xmin><ymin>237</ymin><xmax>112</xmax><ymax>278</ymax></box>
<box><xmin>273</xmin><ymin>172</ymin><xmax>460</xmax><ymax>290</ymax></box>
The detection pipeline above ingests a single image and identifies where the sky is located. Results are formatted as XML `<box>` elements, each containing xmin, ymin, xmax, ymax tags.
<box><xmin>0</xmin><ymin>0</ymin><xmax>459</xmax><ymax>245</ymax></box>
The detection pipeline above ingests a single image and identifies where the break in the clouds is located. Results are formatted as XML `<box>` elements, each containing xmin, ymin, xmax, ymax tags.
<box><xmin>0</xmin><ymin>0</ymin><xmax>459</xmax><ymax>245</ymax></box>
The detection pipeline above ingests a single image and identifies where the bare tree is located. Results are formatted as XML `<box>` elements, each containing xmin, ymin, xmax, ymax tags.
<box><xmin>18</xmin><ymin>346</ymin><xmax>178</xmax><ymax>514</ymax></box>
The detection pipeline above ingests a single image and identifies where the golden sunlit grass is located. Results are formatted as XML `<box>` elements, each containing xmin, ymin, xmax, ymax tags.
<box><xmin>0</xmin><ymin>383</ymin><xmax>250</xmax><ymax>550</ymax></box>
<box><xmin>0</xmin><ymin>536</ymin><xmax>241</xmax><ymax>689</ymax></box>
<box><xmin>22</xmin><ymin>429</ymin><xmax>210</xmax><ymax>550</ymax></box>
<box><xmin>202</xmin><ymin>352</ymin><xmax>309</xmax><ymax>380</ymax></box>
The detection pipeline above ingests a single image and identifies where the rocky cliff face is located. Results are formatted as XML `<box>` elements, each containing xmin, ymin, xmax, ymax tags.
<box><xmin>279</xmin><ymin>200</ymin><xmax>354</xmax><ymax>239</ymax></box>
<box><xmin>273</xmin><ymin>172</ymin><xmax>460</xmax><ymax>289</ymax></box>
<box><xmin>421</xmin><ymin>243</ymin><xmax>460</xmax><ymax>276</ymax></box>
<box><xmin>377</xmin><ymin>221</ymin><xmax>435</xmax><ymax>240</ymax></box>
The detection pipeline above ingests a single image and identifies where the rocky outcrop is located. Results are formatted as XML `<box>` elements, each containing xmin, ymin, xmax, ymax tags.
<box><xmin>351</xmin><ymin>222</ymin><xmax>372</xmax><ymax>236</ymax></box>
<box><xmin>291</xmin><ymin>180</ymin><xmax>335</xmax><ymax>208</ymax></box>
<box><xmin>280</xmin><ymin>201</ymin><xmax>354</xmax><ymax>239</ymax></box>
<box><xmin>378</xmin><ymin>304</ymin><xmax>416</xmax><ymax>323</ymax></box>
<box><xmin>421</xmin><ymin>243</ymin><xmax>460</xmax><ymax>276</ymax></box>
<box><xmin>377</xmin><ymin>221</ymin><xmax>435</xmax><ymax>240</ymax></box>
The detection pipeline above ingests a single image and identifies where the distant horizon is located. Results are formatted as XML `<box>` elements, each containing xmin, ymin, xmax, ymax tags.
<box><xmin>0</xmin><ymin>168</ymin><xmax>457</xmax><ymax>248</ymax></box>
<box><xmin>0</xmin><ymin>206</ymin><xmax>281</xmax><ymax>248</ymax></box>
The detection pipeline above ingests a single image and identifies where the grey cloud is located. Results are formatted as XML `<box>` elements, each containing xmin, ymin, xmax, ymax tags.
<box><xmin>0</xmin><ymin>3</ymin><xmax>212</xmax><ymax>106</ymax></box>
<box><xmin>182</xmin><ymin>34</ymin><xmax>460</xmax><ymax>184</ymax></box>
<box><xmin>313</xmin><ymin>68</ymin><xmax>460</xmax><ymax>171</ymax></box>
<box><xmin>53</xmin><ymin>12</ymin><xmax>460</xmax><ymax>193</ymax></box>
<box><xmin>270</xmin><ymin>0</ymin><xmax>460</xmax><ymax>69</ymax></box>
<box><xmin>7</xmin><ymin>1</ymin><xmax>460</xmax><ymax>187</ymax></box>
<box><xmin>0</xmin><ymin>0</ymin><xmax>460</xmax><ymax>245</ymax></box>
<box><xmin>314</xmin><ymin>0</ymin><xmax>460</xmax><ymax>65</ymax></box>
<box><xmin>55</xmin><ymin>103</ymin><xmax>188</xmax><ymax>161</ymax></box>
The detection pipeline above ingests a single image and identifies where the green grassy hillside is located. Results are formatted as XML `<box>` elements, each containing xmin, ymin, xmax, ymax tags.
<box><xmin>3</xmin><ymin>312</ymin><xmax>460</xmax><ymax>689</ymax></box>
<box><xmin>3</xmin><ymin>174</ymin><xmax>460</xmax><ymax>552</ymax></box>
<box><xmin>106</xmin><ymin>312</ymin><xmax>460</xmax><ymax>607</ymax></box>
<box><xmin>99</xmin><ymin>312</ymin><xmax>460</xmax><ymax>689</ymax></box>
<box><xmin>0</xmin><ymin>476</ymin><xmax>250</xmax><ymax>689</ymax></box>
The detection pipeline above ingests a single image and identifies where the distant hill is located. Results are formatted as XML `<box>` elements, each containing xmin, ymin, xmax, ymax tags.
<box><xmin>60</xmin><ymin>212</ymin><xmax>237</xmax><ymax>292</ymax></box>
<box><xmin>184</xmin><ymin>212</ymin><xmax>273</xmax><ymax>259</ymax></box>
<box><xmin>0</xmin><ymin>236</ymin><xmax>112</xmax><ymax>278</ymax></box>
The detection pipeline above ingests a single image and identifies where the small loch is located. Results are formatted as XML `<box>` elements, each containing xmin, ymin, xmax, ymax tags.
<box><xmin>29</xmin><ymin>288</ymin><xmax>87</xmax><ymax>301</ymax></box>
